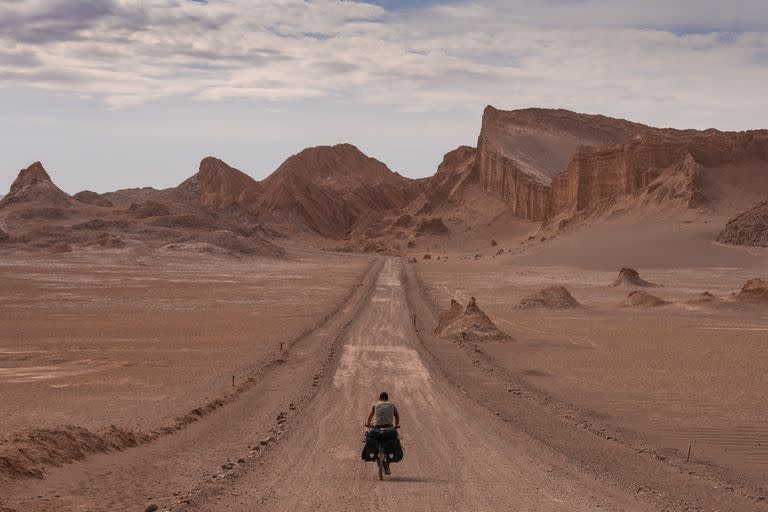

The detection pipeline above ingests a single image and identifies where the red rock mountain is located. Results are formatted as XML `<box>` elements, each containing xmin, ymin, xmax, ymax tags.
<box><xmin>258</xmin><ymin>144</ymin><xmax>422</xmax><ymax>237</ymax></box>
<box><xmin>177</xmin><ymin>157</ymin><xmax>261</xmax><ymax>212</ymax></box>
<box><xmin>5</xmin><ymin>106</ymin><xmax>768</xmax><ymax>254</ymax></box>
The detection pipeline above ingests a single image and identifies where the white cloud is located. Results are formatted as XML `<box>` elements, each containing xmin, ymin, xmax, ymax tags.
<box><xmin>0</xmin><ymin>0</ymin><xmax>767</xmax><ymax>128</ymax></box>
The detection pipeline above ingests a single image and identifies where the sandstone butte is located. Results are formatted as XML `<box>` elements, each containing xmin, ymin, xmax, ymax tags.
<box><xmin>471</xmin><ymin>106</ymin><xmax>768</xmax><ymax>222</ymax></box>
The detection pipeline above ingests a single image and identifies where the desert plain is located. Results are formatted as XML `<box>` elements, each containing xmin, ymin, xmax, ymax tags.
<box><xmin>1</xmin><ymin>106</ymin><xmax>768</xmax><ymax>512</ymax></box>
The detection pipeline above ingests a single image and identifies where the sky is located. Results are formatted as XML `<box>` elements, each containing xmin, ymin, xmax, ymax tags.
<box><xmin>2</xmin><ymin>0</ymin><xmax>768</xmax><ymax>194</ymax></box>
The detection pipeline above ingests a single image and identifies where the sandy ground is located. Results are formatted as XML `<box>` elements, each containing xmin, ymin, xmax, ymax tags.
<box><xmin>2</xmin><ymin>248</ymin><xmax>767</xmax><ymax>511</ymax></box>
<box><xmin>416</xmin><ymin>234</ymin><xmax>768</xmax><ymax>493</ymax></box>
<box><xmin>0</xmin><ymin>250</ymin><xmax>369</xmax><ymax>435</ymax></box>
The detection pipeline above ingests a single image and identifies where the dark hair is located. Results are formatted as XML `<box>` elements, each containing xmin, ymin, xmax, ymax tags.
<box><xmin>379</xmin><ymin>391</ymin><xmax>389</xmax><ymax>401</ymax></box>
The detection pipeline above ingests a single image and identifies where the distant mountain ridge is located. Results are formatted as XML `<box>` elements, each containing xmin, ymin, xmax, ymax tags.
<box><xmin>3</xmin><ymin>106</ymin><xmax>768</xmax><ymax>254</ymax></box>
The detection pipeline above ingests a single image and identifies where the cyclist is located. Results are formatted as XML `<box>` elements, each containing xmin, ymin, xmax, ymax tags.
<box><xmin>365</xmin><ymin>392</ymin><xmax>400</xmax><ymax>475</ymax></box>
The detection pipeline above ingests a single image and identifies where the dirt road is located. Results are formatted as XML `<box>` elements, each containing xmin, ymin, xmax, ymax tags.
<box><xmin>182</xmin><ymin>258</ymin><xmax>649</xmax><ymax>511</ymax></box>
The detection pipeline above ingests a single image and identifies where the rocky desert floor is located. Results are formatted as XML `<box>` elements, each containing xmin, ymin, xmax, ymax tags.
<box><xmin>0</xmin><ymin>249</ymin><xmax>370</xmax><ymax>435</ymax></box>
<box><xmin>416</xmin><ymin>221</ymin><xmax>768</xmax><ymax>501</ymax></box>
<box><xmin>2</xmin><ymin>229</ymin><xmax>768</xmax><ymax>512</ymax></box>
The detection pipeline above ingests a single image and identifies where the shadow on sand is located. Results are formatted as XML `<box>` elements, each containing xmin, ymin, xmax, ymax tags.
<box><xmin>384</xmin><ymin>475</ymin><xmax>450</xmax><ymax>484</ymax></box>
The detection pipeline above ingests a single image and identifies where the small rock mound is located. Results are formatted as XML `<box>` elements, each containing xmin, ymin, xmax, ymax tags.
<box><xmin>612</xmin><ymin>268</ymin><xmax>658</xmax><ymax>287</ymax></box>
<box><xmin>0</xmin><ymin>228</ymin><xmax>9</xmax><ymax>242</ymax></box>
<box><xmin>736</xmin><ymin>278</ymin><xmax>768</xmax><ymax>304</ymax></box>
<box><xmin>717</xmin><ymin>199</ymin><xmax>768</xmax><ymax>247</ymax></box>
<box><xmin>159</xmin><ymin>242</ymin><xmax>233</xmax><ymax>257</ymax></box>
<box><xmin>73</xmin><ymin>190</ymin><xmax>113</xmax><ymax>208</ymax></box>
<box><xmin>519</xmin><ymin>286</ymin><xmax>581</xmax><ymax>309</ymax></box>
<box><xmin>620</xmin><ymin>290</ymin><xmax>669</xmax><ymax>308</ymax></box>
<box><xmin>416</xmin><ymin>217</ymin><xmax>450</xmax><ymax>236</ymax></box>
<box><xmin>434</xmin><ymin>297</ymin><xmax>511</xmax><ymax>341</ymax></box>
<box><xmin>128</xmin><ymin>200</ymin><xmax>171</xmax><ymax>218</ymax></box>
<box><xmin>687</xmin><ymin>291</ymin><xmax>718</xmax><ymax>304</ymax></box>
<box><xmin>92</xmin><ymin>233</ymin><xmax>126</xmax><ymax>249</ymax></box>
<box><xmin>683</xmin><ymin>291</ymin><xmax>727</xmax><ymax>309</ymax></box>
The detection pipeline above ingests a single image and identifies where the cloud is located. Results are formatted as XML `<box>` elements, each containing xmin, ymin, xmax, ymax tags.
<box><xmin>0</xmin><ymin>0</ymin><xmax>766</xmax><ymax>129</ymax></box>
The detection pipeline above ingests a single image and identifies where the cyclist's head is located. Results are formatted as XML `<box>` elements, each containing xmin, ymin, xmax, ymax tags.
<box><xmin>379</xmin><ymin>391</ymin><xmax>389</xmax><ymax>401</ymax></box>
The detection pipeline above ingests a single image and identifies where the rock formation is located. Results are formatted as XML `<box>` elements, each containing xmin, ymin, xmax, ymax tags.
<box><xmin>177</xmin><ymin>157</ymin><xmax>261</xmax><ymax>213</ymax></box>
<box><xmin>205</xmin><ymin>230</ymin><xmax>286</xmax><ymax>258</ymax></box>
<box><xmin>260</xmin><ymin>144</ymin><xmax>421</xmax><ymax>238</ymax></box>
<box><xmin>5</xmin><ymin>106</ymin><xmax>768</xmax><ymax>255</ymax></box>
<box><xmin>612</xmin><ymin>268</ymin><xmax>658</xmax><ymax>287</ymax></box>
<box><xmin>0</xmin><ymin>162</ymin><xmax>71</xmax><ymax>208</ymax></box>
<box><xmin>415</xmin><ymin>217</ymin><xmax>450</xmax><ymax>237</ymax></box>
<box><xmin>620</xmin><ymin>290</ymin><xmax>669</xmax><ymax>308</ymax></box>
<box><xmin>73</xmin><ymin>191</ymin><xmax>113</xmax><ymax>208</ymax></box>
<box><xmin>736</xmin><ymin>278</ymin><xmax>768</xmax><ymax>304</ymax></box>
<box><xmin>92</xmin><ymin>232</ymin><xmax>126</xmax><ymax>249</ymax></box>
<box><xmin>717</xmin><ymin>199</ymin><xmax>768</xmax><ymax>247</ymax></box>
<box><xmin>434</xmin><ymin>297</ymin><xmax>511</xmax><ymax>341</ymax></box>
<box><xmin>128</xmin><ymin>201</ymin><xmax>171</xmax><ymax>218</ymax></box>
<box><xmin>410</xmin><ymin>146</ymin><xmax>477</xmax><ymax>215</ymax></box>
<box><xmin>683</xmin><ymin>291</ymin><xmax>726</xmax><ymax>309</ymax></box>
<box><xmin>470</xmin><ymin>106</ymin><xmax>768</xmax><ymax>223</ymax></box>
<box><xmin>519</xmin><ymin>286</ymin><xmax>581</xmax><ymax>308</ymax></box>
<box><xmin>472</xmin><ymin>107</ymin><xmax>647</xmax><ymax>221</ymax></box>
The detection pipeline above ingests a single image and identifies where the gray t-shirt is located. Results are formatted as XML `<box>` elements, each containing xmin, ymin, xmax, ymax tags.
<box><xmin>372</xmin><ymin>401</ymin><xmax>398</xmax><ymax>426</ymax></box>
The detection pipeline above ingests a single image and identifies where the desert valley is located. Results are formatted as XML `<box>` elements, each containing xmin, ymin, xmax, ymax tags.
<box><xmin>2</xmin><ymin>106</ymin><xmax>768</xmax><ymax>512</ymax></box>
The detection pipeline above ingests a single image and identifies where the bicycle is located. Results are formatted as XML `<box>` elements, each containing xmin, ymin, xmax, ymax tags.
<box><xmin>363</xmin><ymin>425</ymin><xmax>401</xmax><ymax>480</ymax></box>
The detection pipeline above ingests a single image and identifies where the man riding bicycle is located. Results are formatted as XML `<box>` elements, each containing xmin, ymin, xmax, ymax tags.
<box><xmin>365</xmin><ymin>392</ymin><xmax>400</xmax><ymax>475</ymax></box>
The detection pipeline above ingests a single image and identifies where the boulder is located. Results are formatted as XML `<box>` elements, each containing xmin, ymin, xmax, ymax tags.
<box><xmin>612</xmin><ymin>268</ymin><xmax>658</xmax><ymax>287</ymax></box>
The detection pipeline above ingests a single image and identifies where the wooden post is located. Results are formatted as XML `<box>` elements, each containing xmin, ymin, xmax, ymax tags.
<box><xmin>232</xmin><ymin>375</ymin><xmax>235</xmax><ymax>387</ymax></box>
<box><xmin>686</xmin><ymin>441</ymin><xmax>692</xmax><ymax>463</ymax></box>
<box><xmin>279</xmin><ymin>342</ymin><xmax>284</xmax><ymax>352</ymax></box>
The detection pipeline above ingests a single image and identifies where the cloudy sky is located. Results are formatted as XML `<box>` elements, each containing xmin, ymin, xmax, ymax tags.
<box><xmin>2</xmin><ymin>0</ymin><xmax>768</xmax><ymax>193</ymax></box>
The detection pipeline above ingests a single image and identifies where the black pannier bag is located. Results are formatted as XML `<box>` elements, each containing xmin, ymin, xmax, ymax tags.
<box><xmin>361</xmin><ymin>434</ymin><xmax>378</xmax><ymax>461</ymax></box>
<box><xmin>361</xmin><ymin>427</ymin><xmax>404</xmax><ymax>462</ymax></box>
<box><xmin>380</xmin><ymin>436</ymin><xmax>404</xmax><ymax>463</ymax></box>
